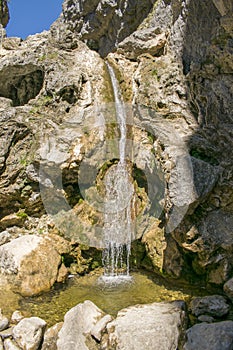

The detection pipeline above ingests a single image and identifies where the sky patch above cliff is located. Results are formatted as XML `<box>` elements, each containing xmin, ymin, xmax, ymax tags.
<box><xmin>6</xmin><ymin>0</ymin><xmax>63</xmax><ymax>39</ymax></box>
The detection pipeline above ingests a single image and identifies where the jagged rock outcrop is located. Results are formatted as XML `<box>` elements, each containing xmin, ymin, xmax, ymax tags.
<box><xmin>0</xmin><ymin>31</ymin><xmax>107</xmax><ymax>242</ymax></box>
<box><xmin>54</xmin><ymin>0</ymin><xmax>156</xmax><ymax>56</ymax></box>
<box><xmin>0</xmin><ymin>0</ymin><xmax>9</xmax><ymax>28</ymax></box>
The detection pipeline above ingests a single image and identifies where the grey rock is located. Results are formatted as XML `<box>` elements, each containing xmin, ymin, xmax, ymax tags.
<box><xmin>12</xmin><ymin>317</ymin><xmax>47</xmax><ymax>350</ymax></box>
<box><xmin>0</xmin><ymin>97</ymin><xmax>13</xmax><ymax>110</ymax></box>
<box><xmin>3</xmin><ymin>339</ymin><xmax>21</xmax><ymax>350</ymax></box>
<box><xmin>2</xmin><ymin>37</ymin><xmax>22</xmax><ymax>50</ymax></box>
<box><xmin>191</xmin><ymin>157</ymin><xmax>220</xmax><ymax>200</ymax></box>
<box><xmin>0</xmin><ymin>234</ymin><xmax>68</xmax><ymax>296</ymax></box>
<box><xmin>0</xmin><ymin>235</ymin><xmax>42</xmax><ymax>274</ymax></box>
<box><xmin>0</xmin><ymin>0</ymin><xmax>232</xmax><ymax>302</ymax></box>
<box><xmin>0</xmin><ymin>337</ymin><xmax>3</xmax><ymax>350</ymax></box>
<box><xmin>0</xmin><ymin>230</ymin><xmax>10</xmax><ymax>246</ymax></box>
<box><xmin>117</xmin><ymin>27</ymin><xmax>167</xmax><ymax>60</ymax></box>
<box><xmin>0</xmin><ymin>316</ymin><xmax>8</xmax><ymax>331</ymax></box>
<box><xmin>41</xmin><ymin>322</ymin><xmax>63</xmax><ymax>350</ymax></box>
<box><xmin>183</xmin><ymin>210</ymin><xmax>233</xmax><ymax>284</ymax></box>
<box><xmin>57</xmin><ymin>300</ymin><xmax>104</xmax><ymax>350</ymax></box>
<box><xmin>198</xmin><ymin>315</ymin><xmax>215</xmax><ymax>323</ymax></box>
<box><xmin>91</xmin><ymin>314</ymin><xmax>113</xmax><ymax>342</ymax></box>
<box><xmin>11</xmin><ymin>310</ymin><xmax>24</xmax><ymax>324</ymax></box>
<box><xmin>0</xmin><ymin>326</ymin><xmax>13</xmax><ymax>339</ymax></box>
<box><xmin>224</xmin><ymin>277</ymin><xmax>233</xmax><ymax>301</ymax></box>
<box><xmin>61</xmin><ymin>0</ymin><xmax>155</xmax><ymax>56</ymax></box>
<box><xmin>106</xmin><ymin>301</ymin><xmax>186</xmax><ymax>350</ymax></box>
<box><xmin>0</xmin><ymin>0</ymin><xmax>9</xmax><ymax>28</ymax></box>
<box><xmin>190</xmin><ymin>295</ymin><xmax>230</xmax><ymax>317</ymax></box>
<box><xmin>167</xmin><ymin>157</ymin><xmax>220</xmax><ymax>233</ymax></box>
<box><xmin>184</xmin><ymin>321</ymin><xmax>233</xmax><ymax>350</ymax></box>
<box><xmin>4</xmin><ymin>339</ymin><xmax>22</xmax><ymax>350</ymax></box>
<box><xmin>0</xmin><ymin>309</ymin><xmax>9</xmax><ymax>331</ymax></box>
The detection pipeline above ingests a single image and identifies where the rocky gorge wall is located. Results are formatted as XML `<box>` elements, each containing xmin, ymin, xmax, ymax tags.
<box><xmin>0</xmin><ymin>0</ymin><xmax>232</xmax><ymax>296</ymax></box>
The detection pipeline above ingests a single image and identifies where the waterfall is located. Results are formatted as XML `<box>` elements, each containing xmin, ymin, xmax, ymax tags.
<box><xmin>106</xmin><ymin>63</ymin><xmax>127</xmax><ymax>164</ymax></box>
<box><xmin>102</xmin><ymin>62</ymin><xmax>134</xmax><ymax>279</ymax></box>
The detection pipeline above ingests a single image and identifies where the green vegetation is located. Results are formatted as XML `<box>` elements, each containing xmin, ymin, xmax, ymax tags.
<box><xmin>106</xmin><ymin>122</ymin><xmax>118</xmax><ymax>139</ymax></box>
<box><xmin>20</xmin><ymin>158</ymin><xmax>29</xmax><ymax>167</ymax></box>
<box><xmin>16</xmin><ymin>210</ymin><xmax>28</xmax><ymax>219</ymax></box>
<box><xmin>147</xmin><ymin>131</ymin><xmax>156</xmax><ymax>144</ymax></box>
<box><xmin>38</xmin><ymin>52</ymin><xmax>59</xmax><ymax>62</ymax></box>
<box><xmin>29</xmin><ymin>94</ymin><xmax>53</xmax><ymax>114</ymax></box>
<box><xmin>151</xmin><ymin>69</ymin><xmax>159</xmax><ymax>80</ymax></box>
<box><xmin>211</xmin><ymin>28</ymin><xmax>231</xmax><ymax>47</ymax></box>
<box><xmin>190</xmin><ymin>149</ymin><xmax>219</xmax><ymax>166</ymax></box>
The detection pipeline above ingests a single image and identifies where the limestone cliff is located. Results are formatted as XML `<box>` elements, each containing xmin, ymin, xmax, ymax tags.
<box><xmin>0</xmin><ymin>0</ymin><xmax>232</xmax><ymax>294</ymax></box>
<box><xmin>53</xmin><ymin>0</ymin><xmax>156</xmax><ymax>56</ymax></box>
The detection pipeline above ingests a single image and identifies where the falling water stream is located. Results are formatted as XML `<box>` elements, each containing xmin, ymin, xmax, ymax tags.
<box><xmin>102</xmin><ymin>63</ymin><xmax>134</xmax><ymax>279</ymax></box>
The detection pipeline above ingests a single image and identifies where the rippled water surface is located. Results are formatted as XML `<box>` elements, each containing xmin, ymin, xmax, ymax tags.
<box><xmin>0</xmin><ymin>270</ymin><xmax>211</xmax><ymax>327</ymax></box>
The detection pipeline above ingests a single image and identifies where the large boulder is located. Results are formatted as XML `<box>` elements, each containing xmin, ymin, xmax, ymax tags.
<box><xmin>3</xmin><ymin>339</ymin><xmax>21</xmax><ymax>350</ymax></box>
<box><xmin>224</xmin><ymin>277</ymin><xmax>233</xmax><ymax>301</ymax></box>
<box><xmin>184</xmin><ymin>321</ymin><xmax>233</xmax><ymax>350</ymax></box>
<box><xmin>41</xmin><ymin>323</ymin><xmax>63</xmax><ymax>350</ymax></box>
<box><xmin>12</xmin><ymin>317</ymin><xmax>46</xmax><ymax>350</ymax></box>
<box><xmin>0</xmin><ymin>337</ymin><xmax>3</xmax><ymax>350</ymax></box>
<box><xmin>57</xmin><ymin>300</ymin><xmax>106</xmax><ymax>350</ymax></box>
<box><xmin>0</xmin><ymin>309</ymin><xmax>9</xmax><ymax>331</ymax></box>
<box><xmin>0</xmin><ymin>234</ymin><xmax>69</xmax><ymax>296</ymax></box>
<box><xmin>106</xmin><ymin>301</ymin><xmax>187</xmax><ymax>350</ymax></box>
<box><xmin>190</xmin><ymin>295</ymin><xmax>230</xmax><ymax>317</ymax></box>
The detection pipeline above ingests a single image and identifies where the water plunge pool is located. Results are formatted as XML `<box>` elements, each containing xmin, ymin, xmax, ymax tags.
<box><xmin>0</xmin><ymin>270</ymin><xmax>209</xmax><ymax>327</ymax></box>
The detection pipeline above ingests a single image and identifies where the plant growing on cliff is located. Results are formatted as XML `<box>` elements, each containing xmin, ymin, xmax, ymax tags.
<box><xmin>16</xmin><ymin>210</ymin><xmax>28</xmax><ymax>219</ymax></box>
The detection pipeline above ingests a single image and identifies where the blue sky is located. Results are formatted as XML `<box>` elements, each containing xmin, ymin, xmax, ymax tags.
<box><xmin>6</xmin><ymin>1</ymin><xmax>63</xmax><ymax>39</ymax></box>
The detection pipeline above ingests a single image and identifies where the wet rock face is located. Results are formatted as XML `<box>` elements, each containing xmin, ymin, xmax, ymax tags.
<box><xmin>61</xmin><ymin>0</ymin><xmax>156</xmax><ymax>56</ymax></box>
<box><xmin>0</xmin><ymin>0</ymin><xmax>9</xmax><ymax>28</ymax></box>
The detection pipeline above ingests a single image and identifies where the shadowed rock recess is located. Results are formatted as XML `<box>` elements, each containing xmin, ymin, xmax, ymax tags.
<box><xmin>0</xmin><ymin>0</ymin><xmax>233</xmax><ymax>348</ymax></box>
